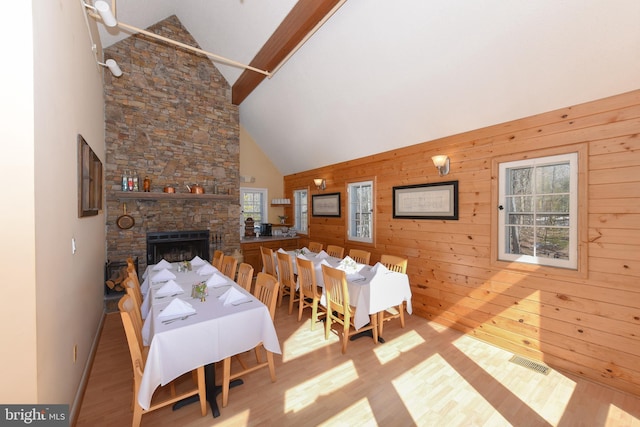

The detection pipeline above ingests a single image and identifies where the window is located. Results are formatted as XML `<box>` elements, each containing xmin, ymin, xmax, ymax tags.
<box><xmin>498</xmin><ymin>153</ymin><xmax>578</xmax><ymax>269</ymax></box>
<box><xmin>240</xmin><ymin>187</ymin><xmax>267</xmax><ymax>227</ymax></box>
<box><xmin>347</xmin><ymin>180</ymin><xmax>374</xmax><ymax>243</ymax></box>
<box><xmin>293</xmin><ymin>189</ymin><xmax>308</xmax><ymax>234</ymax></box>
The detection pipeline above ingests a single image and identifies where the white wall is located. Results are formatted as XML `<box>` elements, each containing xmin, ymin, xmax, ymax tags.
<box><xmin>0</xmin><ymin>0</ymin><xmax>107</xmax><ymax>411</ymax></box>
<box><xmin>0</xmin><ymin>0</ymin><xmax>37</xmax><ymax>402</ymax></box>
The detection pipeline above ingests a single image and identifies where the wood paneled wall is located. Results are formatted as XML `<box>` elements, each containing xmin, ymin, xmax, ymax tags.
<box><xmin>284</xmin><ymin>90</ymin><xmax>640</xmax><ymax>395</ymax></box>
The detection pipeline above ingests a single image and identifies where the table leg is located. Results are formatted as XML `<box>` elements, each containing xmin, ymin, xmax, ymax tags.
<box><xmin>172</xmin><ymin>363</ymin><xmax>244</xmax><ymax>418</ymax></box>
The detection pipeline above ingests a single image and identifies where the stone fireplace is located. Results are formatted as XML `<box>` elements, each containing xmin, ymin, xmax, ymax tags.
<box><xmin>146</xmin><ymin>230</ymin><xmax>211</xmax><ymax>265</ymax></box>
<box><xmin>103</xmin><ymin>15</ymin><xmax>240</xmax><ymax>272</ymax></box>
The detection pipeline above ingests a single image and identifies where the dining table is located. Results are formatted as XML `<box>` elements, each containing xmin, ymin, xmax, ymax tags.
<box><xmin>138</xmin><ymin>259</ymin><xmax>281</xmax><ymax>417</ymax></box>
<box><xmin>279</xmin><ymin>249</ymin><xmax>413</xmax><ymax>334</ymax></box>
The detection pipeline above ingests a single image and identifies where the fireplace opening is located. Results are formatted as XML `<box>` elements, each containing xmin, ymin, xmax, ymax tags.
<box><xmin>147</xmin><ymin>230</ymin><xmax>210</xmax><ymax>265</ymax></box>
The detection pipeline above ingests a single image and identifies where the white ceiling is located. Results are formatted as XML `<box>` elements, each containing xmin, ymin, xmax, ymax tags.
<box><xmin>96</xmin><ymin>0</ymin><xmax>640</xmax><ymax>175</ymax></box>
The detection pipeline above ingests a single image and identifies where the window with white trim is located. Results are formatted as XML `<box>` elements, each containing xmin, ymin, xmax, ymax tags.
<box><xmin>498</xmin><ymin>153</ymin><xmax>578</xmax><ymax>269</ymax></box>
<box><xmin>240</xmin><ymin>187</ymin><xmax>267</xmax><ymax>231</ymax></box>
<box><xmin>347</xmin><ymin>181</ymin><xmax>373</xmax><ymax>243</ymax></box>
<box><xmin>293</xmin><ymin>189</ymin><xmax>308</xmax><ymax>234</ymax></box>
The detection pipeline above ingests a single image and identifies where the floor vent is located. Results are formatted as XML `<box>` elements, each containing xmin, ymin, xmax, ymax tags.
<box><xmin>509</xmin><ymin>355</ymin><xmax>551</xmax><ymax>375</ymax></box>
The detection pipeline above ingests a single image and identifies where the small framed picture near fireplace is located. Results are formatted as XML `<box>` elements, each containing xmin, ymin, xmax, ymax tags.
<box><xmin>78</xmin><ymin>134</ymin><xmax>103</xmax><ymax>217</ymax></box>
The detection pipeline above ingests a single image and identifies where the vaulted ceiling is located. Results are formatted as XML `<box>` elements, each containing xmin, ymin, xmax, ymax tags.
<box><xmin>95</xmin><ymin>0</ymin><xmax>640</xmax><ymax>175</ymax></box>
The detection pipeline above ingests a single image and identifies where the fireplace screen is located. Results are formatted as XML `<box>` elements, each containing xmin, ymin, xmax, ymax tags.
<box><xmin>147</xmin><ymin>230</ymin><xmax>210</xmax><ymax>265</ymax></box>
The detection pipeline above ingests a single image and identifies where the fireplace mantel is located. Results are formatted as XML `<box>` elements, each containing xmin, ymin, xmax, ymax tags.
<box><xmin>114</xmin><ymin>192</ymin><xmax>235</xmax><ymax>201</ymax></box>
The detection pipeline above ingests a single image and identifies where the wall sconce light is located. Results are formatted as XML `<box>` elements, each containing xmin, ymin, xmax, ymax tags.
<box><xmin>431</xmin><ymin>155</ymin><xmax>450</xmax><ymax>176</ymax></box>
<box><xmin>93</xmin><ymin>0</ymin><xmax>118</xmax><ymax>27</ymax></box>
<box><xmin>98</xmin><ymin>58</ymin><xmax>123</xmax><ymax>77</ymax></box>
<box><xmin>313</xmin><ymin>178</ymin><xmax>326</xmax><ymax>191</ymax></box>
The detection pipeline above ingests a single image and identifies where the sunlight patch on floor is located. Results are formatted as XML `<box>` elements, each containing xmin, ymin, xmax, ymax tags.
<box><xmin>448</xmin><ymin>333</ymin><xmax>579</xmax><ymax>425</ymax></box>
<box><xmin>284</xmin><ymin>359</ymin><xmax>359</xmax><ymax>413</ymax></box>
<box><xmin>373</xmin><ymin>329</ymin><xmax>425</xmax><ymax>365</ymax></box>
<box><xmin>215</xmin><ymin>409</ymin><xmax>250</xmax><ymax>426</ymax></box>
<box><xmin>317</xmin><ymin>397</ymin><xmax>376</xmax><ymax>427</ymax></box>
<box><xmin>391</xmin><ymin>353</ymin><xmax>507</xmax><ymax>424</ymax></box>
<box><xmin>282</xmin><ymin>320</ymin><xmax>336</xmax><ymax>363</ymax></box>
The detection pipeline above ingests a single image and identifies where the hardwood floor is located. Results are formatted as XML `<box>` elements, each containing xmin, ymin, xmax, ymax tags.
<box><xmin>76</xmin><ymin>300</ymin><xmax>640</xmax><ymax>426</ymax></box>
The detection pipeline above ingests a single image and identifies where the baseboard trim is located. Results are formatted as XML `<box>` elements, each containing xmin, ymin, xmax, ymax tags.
<box><xmin>69</xmin><ymin>310</ymin><xmax>106</xmax><ymax>427</ymax></box>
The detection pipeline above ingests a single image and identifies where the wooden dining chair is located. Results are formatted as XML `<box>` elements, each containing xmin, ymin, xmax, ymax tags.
<box><xmin>123</xmin><ymin>277</ymin><xmax>143</xmax><ymax>319</ymax></box>
<box><xmin>326</xmin><ymin>245</ymin><xmax>345</xmax><ymax>258</ymax></box>
<box><xmin>236</xmin><ymin>262</ymin><xmax>254</xmax><ymax>293</ymax></box>
<box><xmin>348</xmin><ymin>248</ymin><xmax>371</xmax><ymax>265</ymax></box>
<box><xmin>308</xmin><ymin>241</ymin><xmax>323</xmax><ymax>253</ymax></box>
<box><xmin>321</xmin><ymin>264</ymin><xmax>378</xmax><ymax>354</ymax></box>
<box><xmin>212</xmin><ymin>250</ymin><xmax>224</xmax><ymax>269</ymax></box>
<box><xmin>260</xmin><ymin>246</ymin><xmax>276</xmax><ymax>277</ymax></box>
<box><xmin>378</xmin><ymin>254</ymin><xmax>409</xmax><ymax>335</ymax></box>
<box><xmin>276</xmin><ymin>251</ymin><xmax>299</xmax><ymax>314</ymax></box>
<box><xmin>296</xmin><ymin>257</ymin><xmax>326</xmax><ymax>330</ymax></box>
<box><xmin>119</xmin><ymin>295</ymin><xmax>207</xmax><ymax>426</ymax></box>
<box><xmin>220</xmin><ymin>255</ymin><xmax>238</xmax><ymax>280</ymax></box>
<box><xmin>221</xmin><ymin>272</ymin><xmax>279</xmax><ymax>407</ymax></box>
<box><xmin>127</xmin><ymin>264</ymin><xmax>143</xmax><ymax>302</ymax></box>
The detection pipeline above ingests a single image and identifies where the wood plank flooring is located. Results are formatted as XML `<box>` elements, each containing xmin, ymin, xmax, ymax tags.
<box><xmin>76</xmin><ymin>300</ymin><xmax>640</xmax><ymax>426</ymax></box>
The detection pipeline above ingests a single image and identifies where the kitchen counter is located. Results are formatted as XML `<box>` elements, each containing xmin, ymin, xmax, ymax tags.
<box><xmin>240</xmin><ymin>235</ymin><xmax>300</xmax><ymax>273</ymax></box>
<box><xmin>240</xmin><ymin>235</ymin><xmax>299</xmax><ymax>243</ymax></box>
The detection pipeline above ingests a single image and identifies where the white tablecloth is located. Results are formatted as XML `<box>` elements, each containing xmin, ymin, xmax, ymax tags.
<box><xmin>285</xmin><ymin>251</ymin><xmax>413</xmax><ymax>330</ymax></box>
<box><xmin>138</xmin><ymin>262</ymin><xmax>281</xmax><ymax>410</ymax></box>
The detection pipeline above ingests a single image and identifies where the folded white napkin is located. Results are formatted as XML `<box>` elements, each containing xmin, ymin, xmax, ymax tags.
<box><xmin>197</xmin><ymin>264</ymin><xmax>217</xmax><ymax>276</ymax></box>
<box><xmin>158</xmin><ymin>298</ymin><xmax>196</xmax><ymax>319</ymax></box>
<box><xmin>156</xmin><ymin>279</ymin><xmax>183</xmax><ymax>296</ymax></box>
<box><xmin>206</xmin><ymin>273</ymin><xmax>228</xmax><ymax>287</ymax></box>
<box><xmin>190</xmin><ymin>255</ymin><xmax>206</xmax><ymax>266</ymax></box>
<box><xmin>338</xmin><ymin>256</ymin><xmax>359</xmax><ymax>274</ymax></box>
<box><xmin>278</xmin><ymin>248</ymin><xmax>287</xmax><ymax>254</ymax></box>
<box><xmin>297</xmin><ymin>253</ymin><xmax>309</xmax><ymax>261</ymax></box>
<box><xmin>301</xmin><ymin>247</ymin><xmax>310</xmax><ymax>253</ymax></box>
<box><xmin>153</xmin><ymin>259</ymin><xmax>172</xmax><ymax>270</ymax></box>
<box><xmin>370</xmin><ymin>262</ymin><xmax>390</xmax><ymax>275</ymax></box>
<box><xmin>316</xmin><ymin>250</ymin><xmax>329</xmax><ymax>259</ymax></box>
<box><xmin>219</xmin><ymin>287</ymin><xmax>249</xmax><ymax>306</ymax></box>
<box><xmin>152</xmin><ymin>268</ymin><xmax>177</xmax><ymax>283</ymax></box>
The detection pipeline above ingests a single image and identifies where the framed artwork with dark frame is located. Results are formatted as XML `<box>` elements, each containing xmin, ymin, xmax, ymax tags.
<box><xmin>78</xmin><ymin>134</ymin><xmax>103</xmax><ymax>217</ymax></box>
<box><xmin>393</xmin><ymin>181</ymin><xmax>458</xmax><ymax>220</ymax></box>
<box><xmin>312</xmin><ymin>192</ymin><xmax>341</xmax><ymax>217</ymax></box>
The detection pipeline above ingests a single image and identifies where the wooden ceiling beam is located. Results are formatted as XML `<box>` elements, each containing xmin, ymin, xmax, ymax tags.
<box><xmin>232</xmin><ymin>0</ymin><xmax>343</xmax><ymax>105</ymax></box>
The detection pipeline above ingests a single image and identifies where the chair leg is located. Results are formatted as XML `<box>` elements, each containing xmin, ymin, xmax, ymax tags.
<box><xmin>132</xmin><ymin>404</ymin><xmax>143</xmax><ymax>427</ymax></box>
<box><xmin>398</xmin><ymin>302</ymin><xmax>405</xmax><ymax>328</ymax></box>
<box><xmin>324</xmin><ymin>312</ymin><xmax>331</xmax><ymax>340</ymax></box>
<box><xmin>277</xmin><ymin>283</ymin><xmax>284</xmax><ymax>307</ymax></box>
<box><xmin>266</xmin><ymin>349</ymin><xmax>276</xmax><ymax>382</ymax></box>
<box><xmin>371</xmin><ymin>314</ymin><xmax>378</xmax><ymax>345</ymax></box>
<box><xmin>196</xmin><ymin>366</ymin><xmax>207</xmax><ymax>416</ymax></box>
<box><xmin>298</xmin><ymin>290</ymin><xmax>304</xmax><ymax>322</ymax></box>
<box><xmin>378</xmin><ymin>311</ymin><xmax>385</xmax><ymax>336</ymax></box>
<box><xmin>341</xmin><ymin>320</ymin><xmax>349</xmax><ymax>354</ymax></box>
<box><xmin>222</xmin><ymin>357</ymin><xmax>231</xmax><ymax>408</ymax></box>
<box><xmin>310</xmin><ymin>302</ymin><xmax>318</xmax><ymax>331</ymax></box>
<box><xmin>288</xmin><ymin>286</ymin><xmax>295</xmax><ymax>315</ymax></box>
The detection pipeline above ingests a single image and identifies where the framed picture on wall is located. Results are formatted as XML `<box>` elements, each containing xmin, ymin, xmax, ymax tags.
<box><xmin>312</xmin><ymin>192</ymin><xmax>341</xmax><ymax>217</ymax></box>
<box><xmin>393</xmin><ymin>181</ymin><xmax>458</xmax><ymax>220</ymax></box>
<box><xmin>78</xmin><ymin>134</ymin><xmax>103</xmax><ymax>217</ymax></box>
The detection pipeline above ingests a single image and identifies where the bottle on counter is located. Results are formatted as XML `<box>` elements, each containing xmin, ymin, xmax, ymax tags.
<box><xmin>121</xmin><ymin>171</ymin><xmax>128</xmax><ymax>191</ymax></box>
<box><xmin>133</xmin><ymin>175</ymin><xmax>139</xmax><ymax>191</ymax></box>
<box><xmin>127</xmin><ymin>172</ymin><xmax>134</xmax><ymax>191</ymax></box>
<box><xmin>143</xmin><ymin>176</ymin><xmax>151</xmax><ymax>192</ymax></box>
